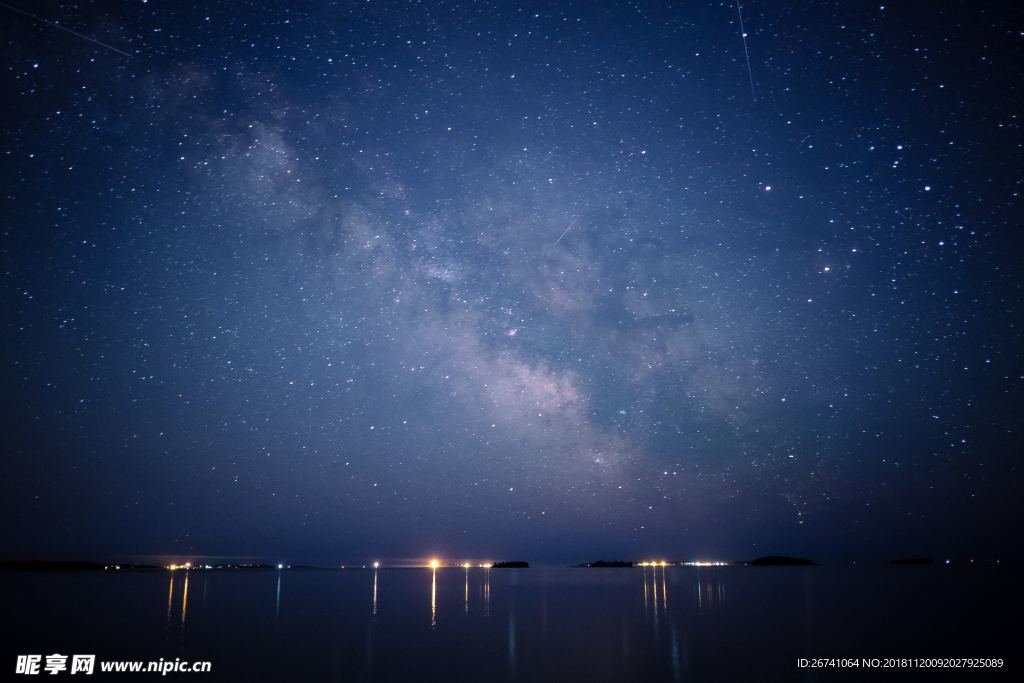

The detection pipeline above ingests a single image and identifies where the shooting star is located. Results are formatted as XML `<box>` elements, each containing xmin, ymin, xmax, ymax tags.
<box><xmin>1</xmin><ymin>2</ymin><xmax>131</xmax><ymax>57</ymax></box>
<box><xmin>553</xmin><ymin>217</ymin><xmax>577</xmax><ymax>246</ymax></box>
<box><xmin>735</xmin><ymin>0</ymin><xmax>756</xmax><ymax>102</ymax></box>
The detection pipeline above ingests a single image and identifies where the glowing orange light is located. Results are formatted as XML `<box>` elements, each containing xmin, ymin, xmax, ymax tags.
<box><xmin>429</xmin><ymin>558</ymin><xmax>441</xmax><ymax>569</ymax></box>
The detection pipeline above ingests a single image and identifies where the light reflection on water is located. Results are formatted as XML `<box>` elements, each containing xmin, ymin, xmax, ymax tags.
<box><xmin>274</xmin><ymin>570</ymin><xmax>281</xmax><ymax>622</ymax></box>
<box><xmin>484</xmin><ymin>566</ymin><xmax>491</xmax><ymax>616</ymax></box>
<box><xmin>180</xmin><ymin>572</ymin><xmax>189</xmax><ymax>626</ymax></box>
<box><xmin>5</xmin><ymin>565</ymin><xmax>1013</xmax><ymax>681</ymax></box>
<box><xmin>427</xmin><ymin>566</ymin><xmax>494</xmax><ymax>626</ymax></box>
<box><xmin>694</xmin><ymin>567</ymin><xmax>726</xmax><ymax>612</ymax></box>
<box><xmin>372</xmin><ymin>569</ymin><xmax>378</xmax><ymax>616</ymax></box>
<box><xmin>162</xmin><ymin>570</ymin><xmax>192</xmax><ymax>648</ymax></box>
<box><xmin>165</xmin><ymin>573</ymin><xmax>174</xmax><ymax>625</ymax></box>
<box><xmin>163</xmin><ymin>571</ymin><xmax>193</xmax><ymax>626</ymax></box>
<box><xmin>405</xmin><ymin>564</ymin><xmax>707</xmax><ymax>676</ymax></box>
<box><xmin>430</xmin><ymin>568</ymin><xmax>437</xmax><ymax>628</ymax></box>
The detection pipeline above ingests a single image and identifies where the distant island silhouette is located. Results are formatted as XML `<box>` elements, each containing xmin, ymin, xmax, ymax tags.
<box><xmin>0</xmin><ymin>560</ymin><xmax>282</xmax><ymax>571</ymax></box>
<box><xmin>1</xmin><ymin>560</ymin><xmax>105</xmax><ymax>571</ymax></box>
<box><xmin>747</xmin><ymin>556</ymin><xmax>816</xmax><ymax>566</ymax></box>
<box><xmin>0</xmin><ymin>560</ymin><xmax>164</xmax><ymax>571</ymax></box>
<box><xmin>19</xmin><ymin>555</ymin><xmax>1008</xmax><ymax>571</ymax></box>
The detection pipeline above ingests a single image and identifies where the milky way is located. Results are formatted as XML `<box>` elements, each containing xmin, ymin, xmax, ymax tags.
<box><xmin>1</xmin><ymin>1</ymin><xmax>1021</xmax><ymax>564</ymax></box>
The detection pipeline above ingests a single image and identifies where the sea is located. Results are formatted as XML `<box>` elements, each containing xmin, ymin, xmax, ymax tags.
<box><xmin>3</xmin><ymin>565</ymin><xmax>1017</xmax><ymax>681</ymax></box>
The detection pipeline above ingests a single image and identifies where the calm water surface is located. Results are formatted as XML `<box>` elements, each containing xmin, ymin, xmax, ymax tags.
<box><xmin>3</xmin><ymin>566</ymin><xmax>1018</xmax><ymax>681</ymax></box>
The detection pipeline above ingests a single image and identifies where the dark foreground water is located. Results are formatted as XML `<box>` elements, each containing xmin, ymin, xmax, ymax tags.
<box><xmin>3</xmin><ymin>566</ymin><xmax>1018</xmax><ymax>681</ymax></box>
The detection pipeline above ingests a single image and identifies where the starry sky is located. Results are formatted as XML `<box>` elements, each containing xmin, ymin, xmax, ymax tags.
<box><xmin>2</xmin><ymin>1</ymin><xmax>1022</xmax><ymax>566</ymax></box>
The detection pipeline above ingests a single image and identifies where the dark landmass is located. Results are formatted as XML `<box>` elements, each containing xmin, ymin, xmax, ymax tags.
<box><xmin>578</xmin><ymin>560</ymin><xmax>633</xmax><ymax>568</ymax></box>
<box><xmin>0</xmin><ymin>560</ymin><xmax>286</xmax><ymax>571</ymax></box>
<box><xmin>492</xmin><ymin>561</ymin><xmax>529</xmax><ymax>568</ymax></box>
<box><xmin>747</xmin><ymin>556</ymin><xmax>816</xmax><ymax>566</ymax></box>
<box><xmin>0</xmin><ymin>560</ymin><xmax>104</xmax><ymax>571</ymax></box>
<box><xmin>891</xmin><ymin>557</ymin><xmax>935</xmax><ymax>565</ymax></box>
<box><xmin>0</xmin><ymin>560</ymin><xmax>160</xmax><ymax>571</ymax></box>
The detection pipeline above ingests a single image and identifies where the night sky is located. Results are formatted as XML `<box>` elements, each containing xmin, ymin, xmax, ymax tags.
<box><xmin>2</xmin><ymin>1</ymin><xmax>1021</xmax><ymax>566</ymax></box>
